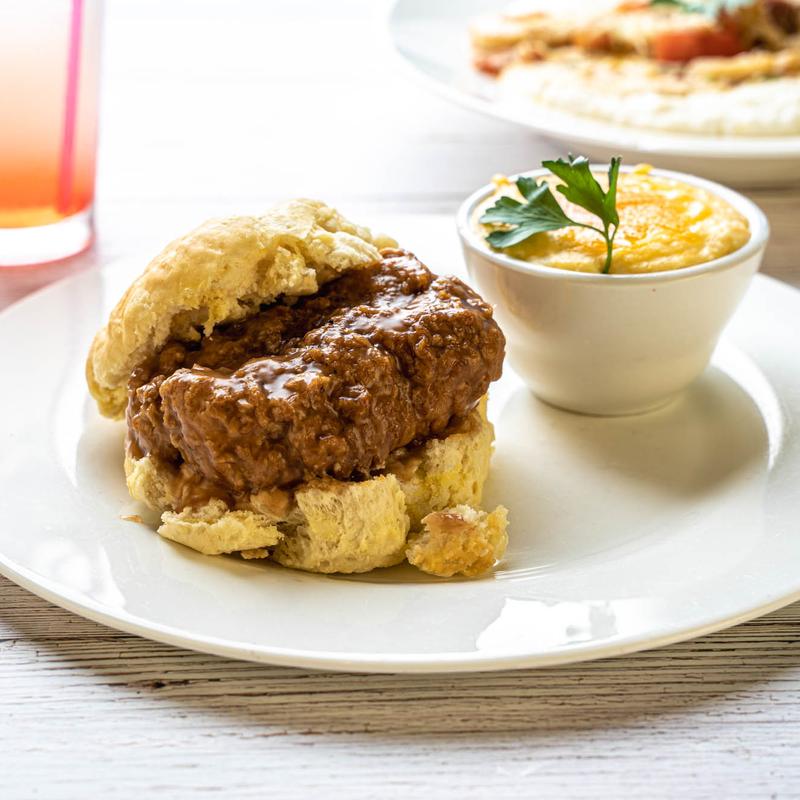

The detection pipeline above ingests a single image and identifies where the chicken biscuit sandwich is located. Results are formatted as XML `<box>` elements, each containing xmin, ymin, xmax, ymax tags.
<box><xmin>87</xmin><ymin>200</ymin><xmax>508</xmax><ymax>577</ymax></box>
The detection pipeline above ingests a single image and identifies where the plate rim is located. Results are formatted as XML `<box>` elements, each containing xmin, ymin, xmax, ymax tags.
<box><xmin>2</xmin><ymin>545</ymin><xmax>799</xmax><ymax>673</ymax></box>
<box><xmin>386</xmin><ymin>0</ymin><xmax>800</xmax><ymax>160</ymax></box>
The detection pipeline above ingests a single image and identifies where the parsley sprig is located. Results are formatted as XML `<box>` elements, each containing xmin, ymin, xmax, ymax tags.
<box><xmin>480</xmin><ymin>155</ymin><xmax>622</xmax><ymax>274</ymax></box>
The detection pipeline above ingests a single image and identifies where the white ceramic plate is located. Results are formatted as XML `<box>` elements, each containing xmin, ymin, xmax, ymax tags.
<box><xmin>388</xmin><ymin>0</ymin><xmax>800</xmax><ymax>188</ymax></box>
<box><xmin>2</xmin><ymin>241</ymin><xmax>800</xmax><ymax>673</ymax></box>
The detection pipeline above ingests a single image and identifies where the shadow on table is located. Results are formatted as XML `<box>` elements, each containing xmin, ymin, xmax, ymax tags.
<box><xmin>3</xmin><ymin>577</ymin><xmax>799</xmax><ymax>739</ymax></box>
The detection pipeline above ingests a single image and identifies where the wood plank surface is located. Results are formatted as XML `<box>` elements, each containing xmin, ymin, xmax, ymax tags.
<box><xmin>2</xmin><ymin>577</ymin><xmax>799</xmax><ymax>799</ymax></box>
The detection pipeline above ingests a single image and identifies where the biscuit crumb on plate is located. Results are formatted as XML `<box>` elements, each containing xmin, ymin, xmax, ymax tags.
<box><xmin>240</xmin><ymin>548</ymin><xmax>270</xmax><ymax>560</ymax></box>
<box><xmin>406</xmin><ymin>504</ymin><xmax>508</xmax><ymax>578</ymax></box>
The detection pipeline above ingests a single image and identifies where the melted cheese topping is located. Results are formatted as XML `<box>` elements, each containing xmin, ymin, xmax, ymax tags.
<box><xmin>473</xmin><ymin>166</ymin><xmax>751</xmax><ymax>275</ymax></box>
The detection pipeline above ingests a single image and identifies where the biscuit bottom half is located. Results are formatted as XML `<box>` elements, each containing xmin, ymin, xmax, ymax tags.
<box><xmin>124</xmin><ymin>396</ymin><xmax>508</xmax><ymax>577</ymax></box>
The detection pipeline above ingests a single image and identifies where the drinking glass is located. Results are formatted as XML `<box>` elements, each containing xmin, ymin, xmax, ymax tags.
<box><xmin>0</xmin><ymin>0</ymin><xmax>102</xmax><ymax>266</ymax></box>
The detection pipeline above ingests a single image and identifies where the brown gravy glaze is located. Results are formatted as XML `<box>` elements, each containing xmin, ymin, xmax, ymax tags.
<box><xmin>127</xmin><ymin>249</ymin><xmax>505</xmax><ymax>507</ymax></box>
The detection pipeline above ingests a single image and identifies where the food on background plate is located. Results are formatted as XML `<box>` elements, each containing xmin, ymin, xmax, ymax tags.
<box><xmin>474</xmin><ymin>155</ymin><xmax>750</xmax><ymax>274</ymax></box>
<box><xmin>470</xmin><ymin>0</ymin><xmax>800</xmax><ymax>135</ymax></box>
<box><xmin>86</xmin><ymin>200</ymin><xmax>508</xmax><ymax>577</ymax></box>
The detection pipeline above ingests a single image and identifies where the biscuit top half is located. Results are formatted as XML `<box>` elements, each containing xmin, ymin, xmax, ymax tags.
<box><xmin>86</xmin><ymin>200</ymin><xmax>394</xmax><ymax>418</ymax></box>
<box><xmin>86</xmin><ymin>199</ymin><xmax>396</xmax><ymax>419</ymax></box>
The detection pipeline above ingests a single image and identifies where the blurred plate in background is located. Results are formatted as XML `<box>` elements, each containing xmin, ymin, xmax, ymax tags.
<box><xmin>388</xmin><ymin>0</ymin><xmax>800</xmax><ymax>188</ymax></box>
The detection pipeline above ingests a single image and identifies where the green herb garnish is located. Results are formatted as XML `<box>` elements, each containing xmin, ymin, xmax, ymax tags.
<box><xmin>649</xmin><ymin>0</ymin><xmax>753</xmax><ymax>18</ymax></box>
<box><xmin>480</xmin><ymin>155</ymin><xmax>621</xmax><ymax>274</ymax></box>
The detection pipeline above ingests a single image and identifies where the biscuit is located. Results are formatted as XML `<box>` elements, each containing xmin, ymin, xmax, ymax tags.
<box><xmin>89</xmin><ymin>200</ymin><xmax>508</xmax><ymax>576</ymax></box>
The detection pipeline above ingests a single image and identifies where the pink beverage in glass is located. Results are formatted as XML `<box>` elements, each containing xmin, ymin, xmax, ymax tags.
<box><xmin>0</xmin><ymin>0</ymin><xmax>101</xmax><ymax>266</ymax></box>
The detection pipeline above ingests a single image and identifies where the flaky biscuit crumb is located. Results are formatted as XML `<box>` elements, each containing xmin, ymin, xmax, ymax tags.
<box><xmin>240</xmin><ymin>548</ymin><xmax>270</xmax><ymax>560</ymax></box>
<box><xmin>406</xmin><ymin>504</ymin><xmax>508</xmax><ymax>578</ymax></box>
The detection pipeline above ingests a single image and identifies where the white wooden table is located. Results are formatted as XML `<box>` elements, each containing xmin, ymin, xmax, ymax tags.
<box><xmin>2</xmin><ymin>2</ymin><xmax>799</xmax><ymax>797</ymax></box>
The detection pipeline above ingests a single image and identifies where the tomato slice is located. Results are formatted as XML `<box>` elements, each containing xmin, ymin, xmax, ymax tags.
<box><xmin>652</xmin><ymin>26</ymin><xmax>745</xmax><ymax>62</ymax></box>
<box><xmin>473</xmin><ymin>50</ymin><xmax>516</xmax><ymax>76</ymax></box>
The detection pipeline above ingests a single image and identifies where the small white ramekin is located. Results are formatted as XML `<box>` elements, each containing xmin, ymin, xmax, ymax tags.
<box><xmin>457</xmin><ymin>167</ymin><xmax>769</xmax><ymax>416</ymax></box>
